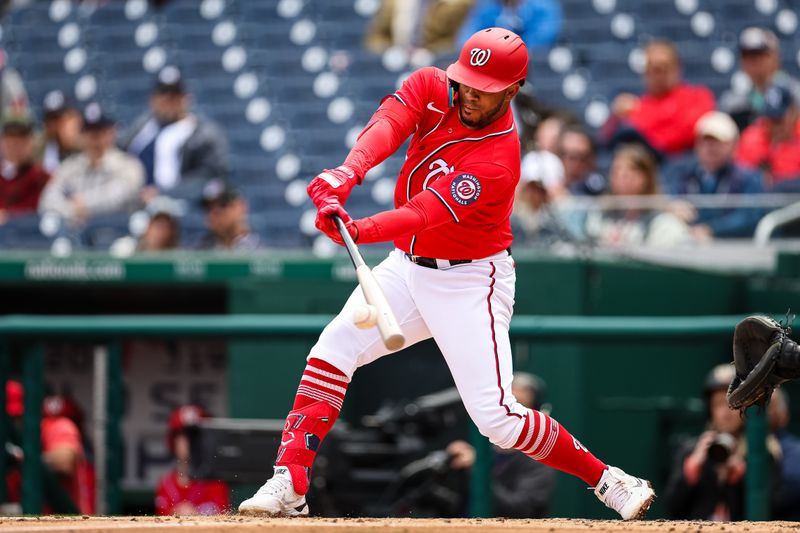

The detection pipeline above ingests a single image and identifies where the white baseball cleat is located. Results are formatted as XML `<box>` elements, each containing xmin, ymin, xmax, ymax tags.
<box><xmin>594</xmin><ymin>466</ymin><xmax>656</xmax><ymax>520</ymax></box>
<box><xmin>238</xmin><ymin>466</ymin><xmax>309</xmax><ymax>517</ymax></box>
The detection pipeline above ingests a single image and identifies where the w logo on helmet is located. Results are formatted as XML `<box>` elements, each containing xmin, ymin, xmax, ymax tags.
<box><xmin>469</xmin><ymin>48</ymin><xmax>491</xmax><ymax>66</ymax></box>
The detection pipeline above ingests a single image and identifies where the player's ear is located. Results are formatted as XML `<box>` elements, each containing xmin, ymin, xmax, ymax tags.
<box><xmin>505</xmin><ymin>83</ymin><xmax>521</xmax><ymax>102</ymax></box>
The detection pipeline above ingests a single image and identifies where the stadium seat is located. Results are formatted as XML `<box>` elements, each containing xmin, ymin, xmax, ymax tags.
<box><xmin>81</xmin><ymin>213</ymin><xmax>134</xmax><ymax>249</ymax></box>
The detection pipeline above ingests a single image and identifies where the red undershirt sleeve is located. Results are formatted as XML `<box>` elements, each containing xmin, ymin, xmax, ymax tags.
<box><xmin>343</xmin><ymin>69</ymin><xmax>430</xmax><ymax>178</ymax></box>
<box><xmin>354</xmin><ymin>190</ymin><xmax>453</xmax><ymax>244</ymax></box>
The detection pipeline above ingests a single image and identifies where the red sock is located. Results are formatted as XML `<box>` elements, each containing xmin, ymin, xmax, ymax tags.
<box><xmin>513</xmin><ymin>409</ymin><xmax>607</xmax><ymax>486</ymax></box>
<box><xmin>276</xmin><ymin>358</ymin><xmax>349</xmax><ymax>495</ymax></box>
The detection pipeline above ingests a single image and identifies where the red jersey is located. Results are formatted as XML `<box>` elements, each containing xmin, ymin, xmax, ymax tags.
<box><xmin>735</xmin><ymin>118</ymin><xmax>800</xmax><ymax>185</ymax></box>
<box><xmin>6</xmin><ymin>417</ymin><xmax>95</xmax><ymax>514</ymax></box>
<box><xmin>155</xmin><ymin>470</ymin><xmax>230</xmax><ymax>516</ymax></box>
<box><xmin>0</xmin><ymin>162</ymin><xmax>50</xmax><ymax>214</ymax></box>
<box><xmin>367</xmin><ymin>67</ymin><xmax>520</xmax><ymax>259</ymax></box>
<box><xmin>628</xmin><ymin>83</ymin><xmax>715</xmax><ymax>156</ymax></box>
<box><xmin>41</xmin><ymin>417</ymin><xmax>95</xmax><ymax>515</ymax></box>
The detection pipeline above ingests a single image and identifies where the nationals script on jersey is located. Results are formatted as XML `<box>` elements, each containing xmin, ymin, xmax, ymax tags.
<box><xmin>385</xmin><ymin>67</ymin><xmax>520</xmax><ymax>259</ymax></box>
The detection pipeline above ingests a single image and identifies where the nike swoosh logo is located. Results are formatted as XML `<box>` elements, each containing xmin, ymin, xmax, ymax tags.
<box><xmin>426</xmin><ymin>102</ymin><xmax>445</xmax><ymax>114</ymax></box>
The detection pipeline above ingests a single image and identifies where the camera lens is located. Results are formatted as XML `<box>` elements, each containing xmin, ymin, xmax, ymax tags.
<box><xmin>707</xmin><ymin>432</ymin><xmax>736</xmax><ymax>463</ymax></box>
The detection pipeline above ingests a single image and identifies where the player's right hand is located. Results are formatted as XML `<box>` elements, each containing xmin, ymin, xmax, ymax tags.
<box><xmin>307</xmin><ymin>165</ymin><xmax>360</xmax><ymax>208</ymax></box>
<box><xmin>315</xmin><ymin>196</ymin><xmax>352</xmax><ymax>243</ymax></box>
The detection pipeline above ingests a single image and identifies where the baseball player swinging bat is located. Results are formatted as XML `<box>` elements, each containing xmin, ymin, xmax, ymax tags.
<box><xmin>333</xmin><ymin>215</ymin><xmax>405</xmax><ymax>351</ymax></box>
<box><xmin>240</xmin><ymin>27</ymin><xmax>655</xmax><ymax>521</ymax></box>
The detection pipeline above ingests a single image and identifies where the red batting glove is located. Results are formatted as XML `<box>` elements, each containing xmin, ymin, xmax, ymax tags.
<box><xmin>327</xmin><ymin>219</ymin><xmax>360</xmax><ymax>246</ymax></box>
<box><xmin>315</xmin><ymin>197</ymin><xmax>356</xmax><ymax>244</ymax></box>
<box><xmin>307</xmin><ymin>165</ymin><xmax>361</xmax><ymax>208</ymax></box>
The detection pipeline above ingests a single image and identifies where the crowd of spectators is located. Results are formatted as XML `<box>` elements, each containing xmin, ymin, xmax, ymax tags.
<box><xmin>512</xmin><ymin>26</ymin><xmax>800</xmax><ymax>248</ymax></box>
<box><xmin>0</xmin><ymin>2</ymin><xmax>799</xmax><ymax>254</ymax></box>
<box><xmin>0</xmin><ymin>63</ymin><xmax>253</xmax><ymax>252</ymax></box>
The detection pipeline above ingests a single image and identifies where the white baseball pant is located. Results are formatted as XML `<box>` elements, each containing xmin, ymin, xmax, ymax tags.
<box><xmin>309</xmin><ymin>248</ymin><xmax>528</xmax><ymax>449</ymax></box>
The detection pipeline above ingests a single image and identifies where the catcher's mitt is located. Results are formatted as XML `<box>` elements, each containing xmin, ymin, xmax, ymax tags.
<box><xmin>727</xmin><ymin>314</ymin><xmax>800</xmax><ymax>411</ymax></box>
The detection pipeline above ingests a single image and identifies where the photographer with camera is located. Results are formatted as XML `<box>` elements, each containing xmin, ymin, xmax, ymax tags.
<box><xmin>664</xmin><ymin>364</ymin><xmax>781</xmax><ymax>520</ymax></box>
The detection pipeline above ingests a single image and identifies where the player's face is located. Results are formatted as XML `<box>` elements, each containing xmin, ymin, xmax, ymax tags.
<box><xmin>0</xmin><ymin>132</ymin><xmax>34</xmax><ymax>165</ymax></box>
<box><xmin>457</xmin><ymin>83</ymin><xmax>518</xmax><ymax>129</ymax></box>
<box><xmin>151</xmin><ymin>93</ymin><xmax>189</xmax><ymax>124</ymax></box>
<box><xmin>82</xmin><ymin>127</ymin><xmax>116</xmax><ymax>158</ymax></box>
<box><xmin>207</xmin><ymin>198</ymin><xmax>246</xmax><ymax>237</ymax></box>
<box><xmin>559</xmin><ymin>132</ymin><xmax>595</xmax><ymax>183</ymax></box>
<box><xmin>173</xmin><ymin>433</ymin><xmax>191</xmax><ymax>462</ymax></box>
<box><xmin>644</xmin><ymin>45</ymin><xmax>680</xmax><ymax>96</ymax></box>
<box><xmin>709</xmin><ymin>390</ymin><xmax>743</xmax><ymax>435</ymax></box>
<box><xmin>609</xmin><ymin>156</ymin><xmax>647</xmax><ymax>196</ymax></box>
<box><xmin>696</xmin><ymin>135</ymin><xmax>734</xmax><ymax>173</ymax></box>
<box><xmin>740</xmin><ymin>50</ymin><xmax>778</xmax><ymax>84</ymax></box>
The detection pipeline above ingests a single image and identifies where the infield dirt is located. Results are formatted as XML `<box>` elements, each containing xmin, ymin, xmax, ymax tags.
<box><xmin>0</xmin><ymin>517</ymin><xmax>796</xmax><ymax>533</ymax></box>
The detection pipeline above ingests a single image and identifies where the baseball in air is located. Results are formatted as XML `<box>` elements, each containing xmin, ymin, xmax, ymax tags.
<box><xmin>352</xmin><ymin>304</ymin><xmax>378</xmax><ymax>329</ymax></box>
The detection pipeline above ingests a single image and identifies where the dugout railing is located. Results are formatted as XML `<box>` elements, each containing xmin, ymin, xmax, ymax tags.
<box><xmin>0</xmin><ymin>314</ymin><xmax>769</xmax><ymax>519</ymax></box>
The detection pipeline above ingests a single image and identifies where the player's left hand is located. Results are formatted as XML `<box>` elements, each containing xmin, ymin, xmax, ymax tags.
<box><xmin>315</xmin><ymin>197</ymin><xmax>358</xmax><ymax>244</ymax></box>
<box><xmin>307</xmin><ymin>165</ymin><xmax>360</xmax><ymax>208</ymax></box>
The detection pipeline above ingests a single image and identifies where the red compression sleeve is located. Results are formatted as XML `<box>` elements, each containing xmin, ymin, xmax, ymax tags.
<box><xmin>354</xmin><ymin>190</ymin><xmax>454</xmax><ymax>243</ymax></box>
<box><xmin>343</xmin><ymin>96</ymin><xmax>417</xmax><ymax>178</ymax></box>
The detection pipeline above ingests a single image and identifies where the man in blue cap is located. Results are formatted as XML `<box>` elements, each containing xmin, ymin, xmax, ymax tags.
<box><xmin>39</xmin><ymin>102</ymin><xmax>144</xmax><ymax>225</ymax></box>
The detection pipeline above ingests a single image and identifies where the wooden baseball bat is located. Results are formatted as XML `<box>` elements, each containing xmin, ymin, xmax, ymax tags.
<box><xmin>333</xmin><ymin>215</ymin><xmax>405</xmax><ymax>351</ymax></box>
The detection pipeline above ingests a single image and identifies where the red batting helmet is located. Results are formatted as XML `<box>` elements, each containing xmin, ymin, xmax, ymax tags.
<box><xmin>167</xmin><ymin>404</ymin><xmax>209</xmax><ymax>452</ymax></box>
<box><xmin>43</xmin><ymin>394</ymin><xmax>84</xmax><ymax>427</ymax></box>
<box><xmin>446</xmin><ymin>27</ymin><xmax>529</xmax><ymax>93</ymax></box>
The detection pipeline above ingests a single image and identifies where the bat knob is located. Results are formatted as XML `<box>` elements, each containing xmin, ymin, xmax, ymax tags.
<box><xmin>383</xmin><ymin>334</ymin><xmax>405</xmax><ymax>351</ymax></box>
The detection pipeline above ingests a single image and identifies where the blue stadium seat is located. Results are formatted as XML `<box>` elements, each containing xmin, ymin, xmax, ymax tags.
<box><xmin>625</xmin><ymin>0</ymin><xmax>679</xmax><ymax>18</ymax></box>
<box><xmin>717</xmin><ymin>1</ymin><xmax>772</xmax><ymax>26</ymax></box>
<box><xmin>80</xmin><ymin>213</ymin><xmax>132</xmax><ymax>249</ymax></box>
<box><xmin>247</xmin><ymin>48</ymin><xmax>306</xmax><ymax>79</ymax></box>
<box><xmin>179</xmin><ymin>210</ymin><xmax>208</xmax><ymax>248</ymax></box>
<box><xmin>161</xmin><ymin>0</ymin><xmax>216</xmax><ymax>25</ymax></box>
<box><xmin>560</xmin><ymin>0</ymin><xmax>602</xmax><ymax>18</ymax></box>
<box><xmin>237</xmin><ymin>3</ymin><xmax>281</xmax><ymax>22</ymax></box>
<box><xmin>6</xmin><ymin>3</ymin><xmax>53</xmax><ymax>27</ymax></box>
<box><xmin>0</xmin><ymin>214</ymin><xmax>52</xmax><ymax>250</ymax></box>
<box><xmin>86</xmin><ymin>2</ymin><xmax>129</xmax><ymax>25</ymax></box>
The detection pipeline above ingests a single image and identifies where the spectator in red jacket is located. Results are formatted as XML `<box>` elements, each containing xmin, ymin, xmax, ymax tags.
<box><xmin>155</xmin><ymin>405</ymin><xmax>230</xmax><ymax>516</ymax></box>
<box><xmin>0</xmin><ymin>114</ymin><xmax>50</xmax><ymax>224</ymax></box>
<box><xmin>735</xmin><ymin>85</ymin><xmax>800</xmax><ymax>189</ymax></box>
<box><xmin>602</xmin><ymin>40</ymin><xmax>716</xmax><ymax>159</ymax></box>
